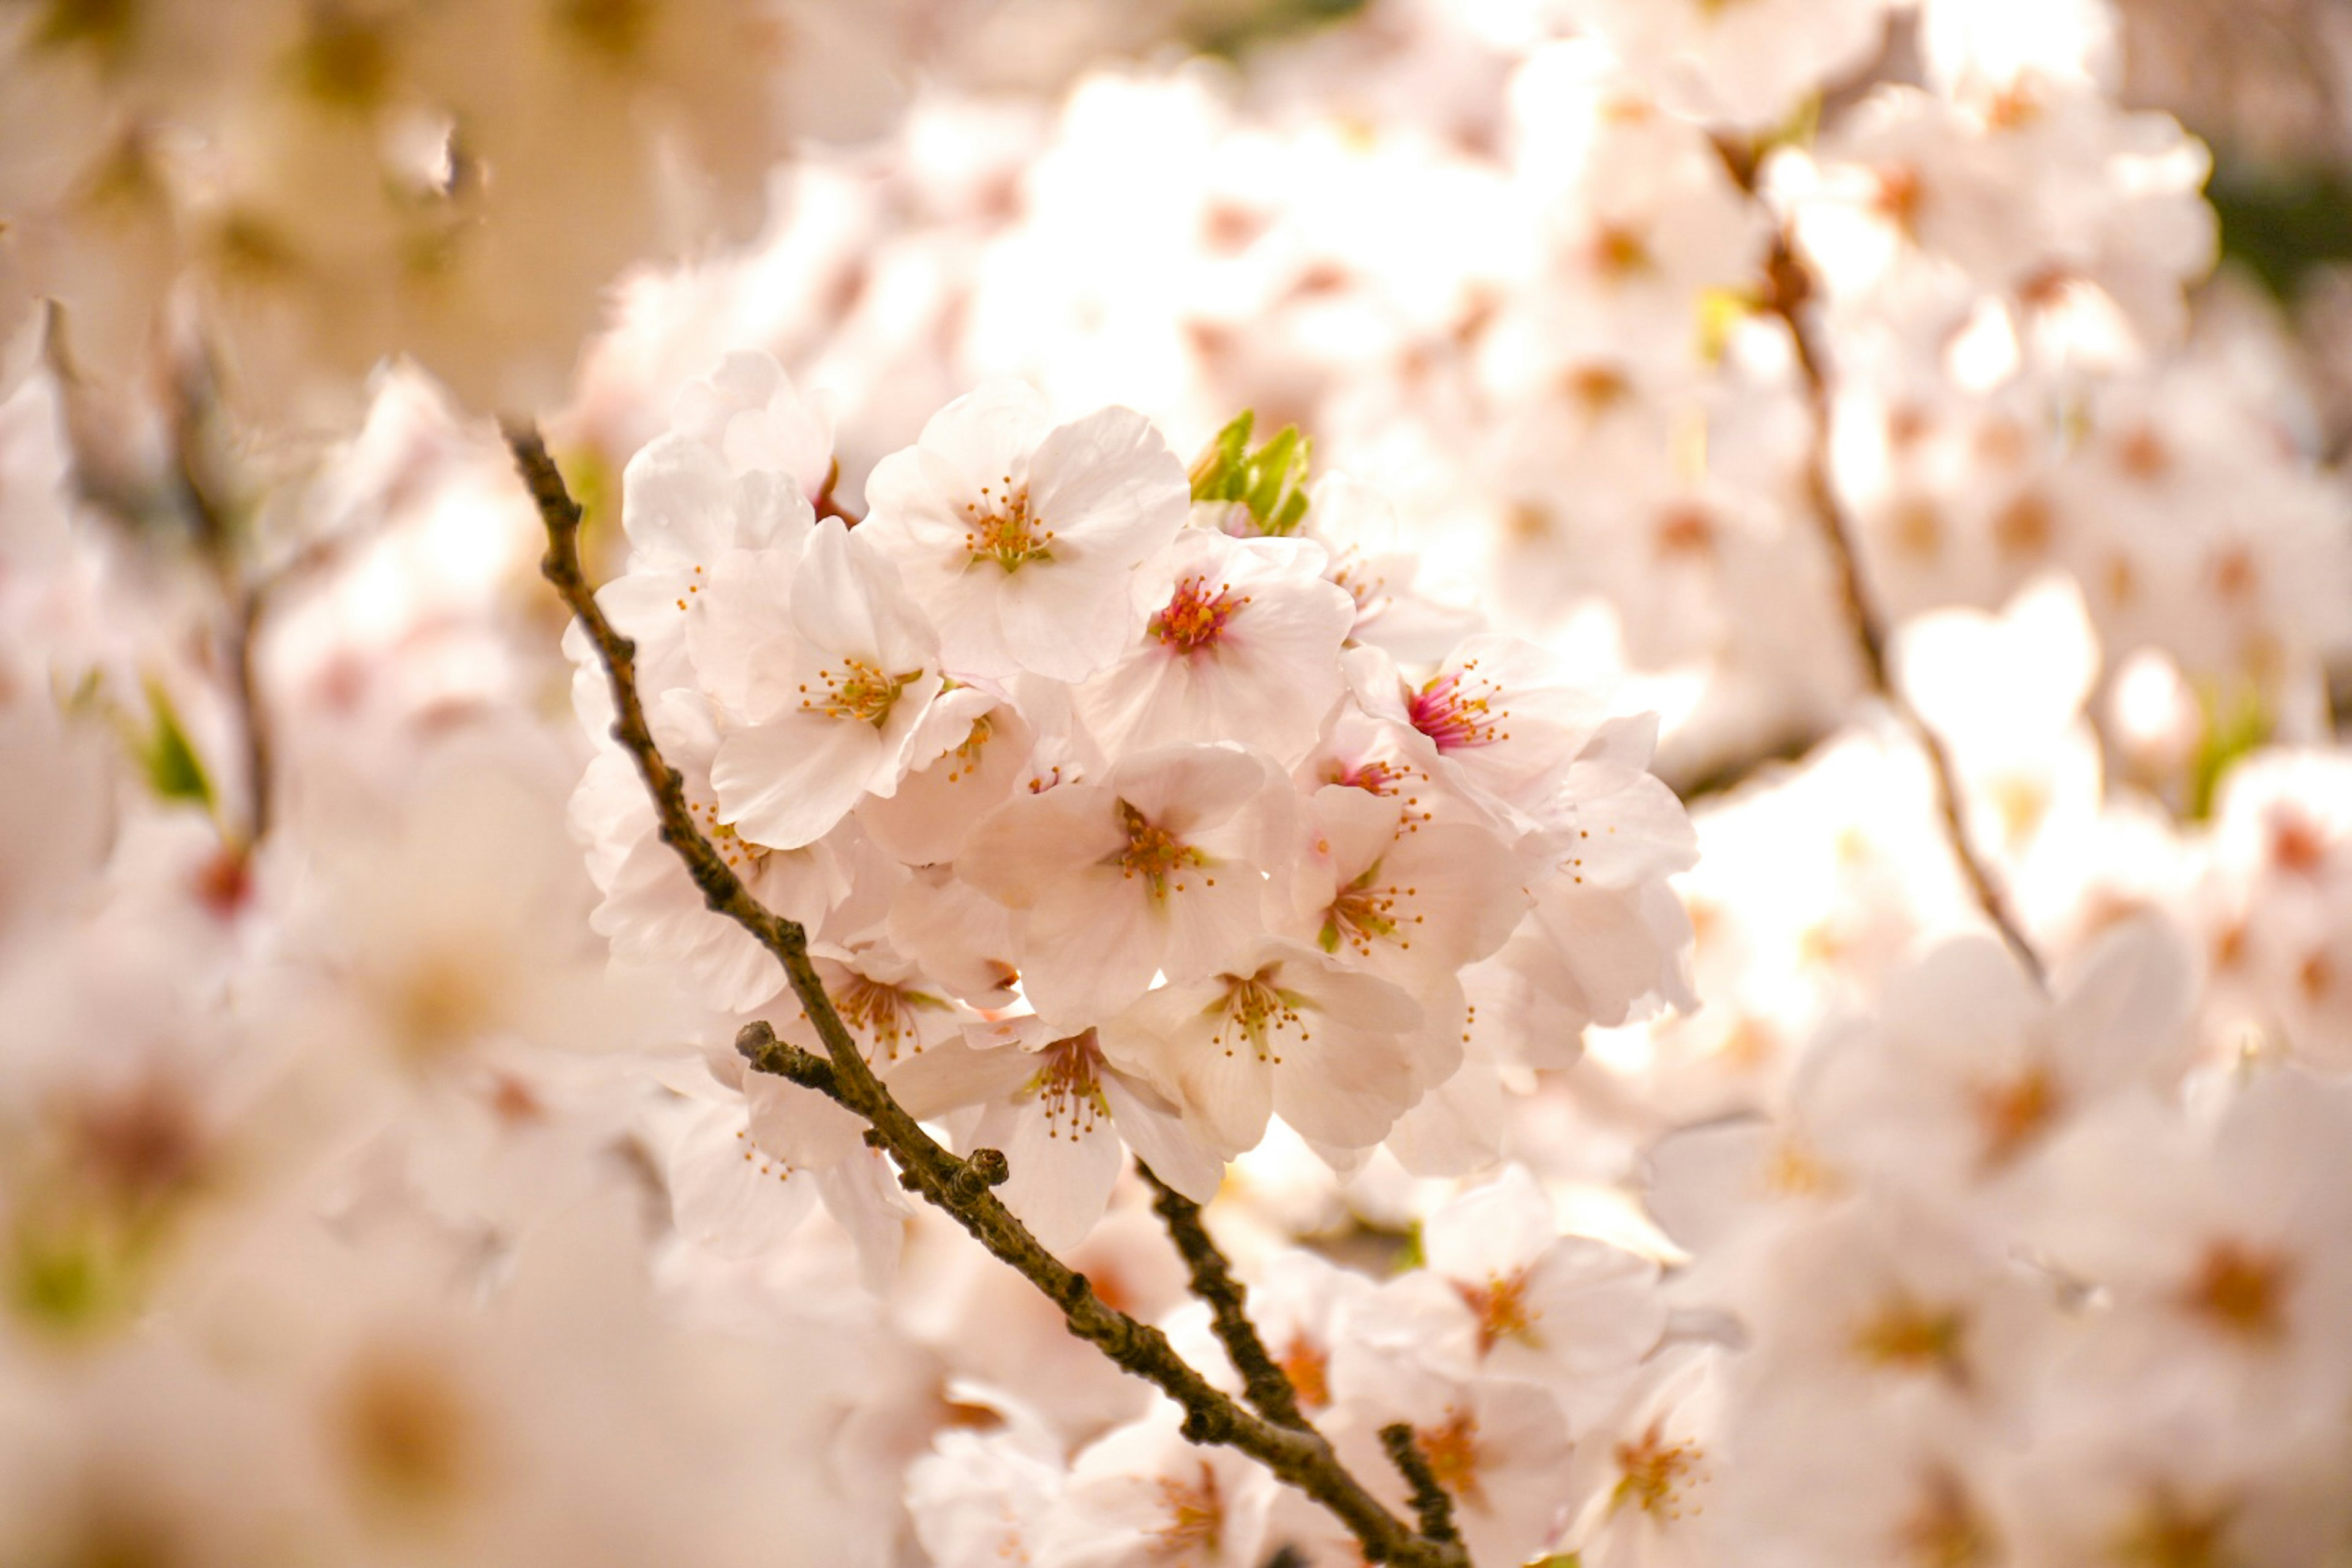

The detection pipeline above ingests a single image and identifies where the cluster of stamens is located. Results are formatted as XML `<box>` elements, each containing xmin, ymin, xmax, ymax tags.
<box><xmin>1210</xmin><ymin>967</ymin><xmax>1310</xmax><ymax>1063</ymax></box>
<box><xmin>1152</xmin><ymin>1463</ymin><xmax>1226</xmax><ymax>1556</ymax></box>
<box><xmin>1112</xmin><ymin>800</ymin><xmax>1210</xmax><ymax>899</ymax></box>
<box><xmin>731</xmin><ymin>1127</ymin><xmax>793</xmax><ymax>1182</ymax></box>
<box><xmin>1969</xmin><ymin>1063</ymin><xmax>2060</xmax><ymax>1171</ymax></box>
<box><xmin>1330</xmin><ymin>551</ymin><xmax>1387</xmax><ymax>614</ymax></box>
<box><xmin>834</xmin><ymin>971</ymin><xmax>941</xmax><ymax>1062</ymax></box>
<box><xmin>1408</xmin><ymin>660</ymin><xmax>1512</xmax><ymax>753</ymax></box>
<box><xmin>1457</xmin><ymin>1268</ymin><xmax>1539</xmax><ymax>1354</ymax></box>
<box><xmin>940</xmin><ymin>715</ymin><xmax>993</xmax><ymax>783</ymax></box>
<box><xmin>1021</xmin><ymin>1030</ymin><xmax>1111</xmax><ymax>1140</ymax></box>
<box><xmin>797</xmin><ymin>658</ymin><xmax>921</xmax><ymax>728</ymax></box>
<box><xmin>2181</xmin><ymin>1238</ymin><xmax>2293</xmax><ymax>1341</ymax></box>
<box><xmin>689</xmin><ymin>794</ymin><xmax>768</xmax><ymax>871</ymax></box>
<box><xmin>1318</xmin><ymin>862</ymin><xmax>1419</xmax><ymax>957</ymax></box>
<box><xmin>961</xmin><ymin>478</ymin><xmax>1055</xmax><ymax>571</ymax></box>
<box><xmin>1853</xmin><ymin>1295</ymin><xmax>1974</xmax><ymax>1389</ymax></box>
<box><xmin>1610</xmin><ymin>1422</ymin><xmax>1707</xmax><ymax>1521</ymax></box>
<box><xmin>1150</xmin><ymin>575</ymin><xmax>1245</xmax><ymax>654</ymax></box>
<box><xmin>1414</xmin><ymin>1409</ymin><xmax>1487</xmax><ymax>1509</ymax></box>
<box><xmin>1276</xmin><ymin>1335</ymin><xmax>1332</xmax><ymax>1411</ymax></box>
<box><xmin>1319</xmin><ymin>758</ymin><xmax>1432</xmax><ymax>828</ymax></box>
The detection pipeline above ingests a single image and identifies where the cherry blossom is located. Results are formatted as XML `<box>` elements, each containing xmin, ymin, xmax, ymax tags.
<box><xmin>858</xmin><ymin>382</ymin><xmax>1190</xmax><ymax>683</ymax></box>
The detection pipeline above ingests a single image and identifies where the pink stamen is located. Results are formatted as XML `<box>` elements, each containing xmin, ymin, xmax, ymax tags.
<box><xmin>1408</xmin><ymin>662</ymin><xmax>1510</xmax><ymax>752</ymax></box>
<box><xmin>1151</xmin><ymin>576</ymin><xmax>1245</xmax><ymax>654</ymax></box>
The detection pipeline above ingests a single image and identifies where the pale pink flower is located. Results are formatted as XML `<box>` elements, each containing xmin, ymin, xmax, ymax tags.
<box><xmin>694</xmin><ymin>520</ymin><xmax>945</xmax><ymax>850</ymax></box>
<box><xmin>1077</xmin><ymin>529</ymin><xmax>1355</xmax><ymax>767</ymax></box>
<box><xmin>1038</xmin><ymin>1401</ymin><xmax>1278</xmax><ymax>1568</ymax></box>
<box><xmin>573</xmin><ymin>689</ymin><xmax>850</xmax><ymax>1014</ymax></box>
<box><xmin>889</xmin><ymin>1017</ymin><xmax>1223</xmax><ymax>1251</ymax></box>
<box><xmin>858</xmin><ymin>381</ymin><xmax>1188</xmax><ymax>682</ymax></box>
<box><xmin>956</xmin><ymin>744</ymin><xmax>1292</xmax><ymax>1025</ymax></box>
<box><xmin>1102</xmin><ymin>939</ymin><xmax>1431</xmax><ymax>1158</ymax></box>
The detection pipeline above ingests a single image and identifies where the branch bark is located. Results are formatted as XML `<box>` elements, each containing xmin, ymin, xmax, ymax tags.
<box><xmin>505</xmin><ymin>423</ymin><xmax>1466</xmax><ymax>1568</ymax></box>
<box><xmin>1757</xmin><ymin>238</ymin><xmax>2050</xmax><ymax>989</ymax></box>
<box><xmin>1139</xmin><ymin>1163</ymin><xmax>1313</xmax><ymax>1432</ymax></box>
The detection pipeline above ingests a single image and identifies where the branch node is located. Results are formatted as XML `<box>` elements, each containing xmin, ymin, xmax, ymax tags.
<box><xmin>948</xmin><ymin>1148</ymin><xmax>1009</xmax><ymax>1206</ymax></box>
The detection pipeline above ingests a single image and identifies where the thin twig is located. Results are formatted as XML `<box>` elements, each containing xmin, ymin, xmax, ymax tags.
<box><xmin>1139</xmin><ymin>1163</ymin><xmax>1313</xmax><ymax>1431</ymax></box>
<box><xmin>1379</xmin><ymin>1423</ymin><xmax>1461</xmax><ymax>1548</ymax></box>
<box><xmin>505</xmin><ymin>423</ymin><xmax>1466</xmax><ymax>1568</ymax></box>
<box><xmin>1758</xmin><ymin>237</ymin><xmax>2049</xmax><ymax>988</ymax></box>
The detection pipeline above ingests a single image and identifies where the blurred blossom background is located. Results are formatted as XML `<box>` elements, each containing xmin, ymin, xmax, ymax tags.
<box><xmin>4</xmin><ymin>0</ymin><xmax>2352</xmax><ymax>1563</ymax></box>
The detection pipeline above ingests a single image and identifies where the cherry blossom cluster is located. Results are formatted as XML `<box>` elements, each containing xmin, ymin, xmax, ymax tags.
<box><xmin>569</xmin><ymin>353</ymin><xmax>1697</xmax><ymax>1252</ymax></box>
<box><xmin>4</xmin><ymin>0</ymin><xmax>2352</xmax><ymax>1564</ymax></box>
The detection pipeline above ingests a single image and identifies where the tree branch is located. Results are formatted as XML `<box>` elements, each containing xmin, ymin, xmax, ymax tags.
<box><xmin>1139</xmin><ymin>1163</ymin><xmax>1313</xmax><ymax>1432</ymax></box>
<box><xmin>1379</xmin><ymin>1423</ymin><xmax>1461</xmax><ymax>1548</ymax></box>
<box><xmin>1757</xmin><ymin>238</ymin><xmax>2049</xmax><ymax>989</ymax></box>
<box><xmin>505</xmin><ymin>423</ymin><xmax>1466</xmax><ymax>1568</ymax></box>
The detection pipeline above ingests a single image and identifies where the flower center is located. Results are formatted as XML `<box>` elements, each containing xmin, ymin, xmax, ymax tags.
<box><xmin>1276</xmin><ymin>1335</ymin><xmax>1331</xmax><ymax>1411</ymax></box>
<box><xmin>1896</xmin><ymin>1471</ymin><xmax>1996</xmax><ymax>1567</ymax></box>
<box><xmin>941</xmin><ymin>714</ymin><xmax>993</xmax><ymax>783</ymax></box>
<box><xmin>1414</xmin><ymin>1409</ymin><xmax>1487</xmax><ymax>1510</ymax></box>
<box><xmin>1022</xmin><ymin>1031</ymin><xmax>1111</xmax><ymax>1140</ymax></box>
<box><xmin>1853</xmin><ymin>1296</ymin><xmax>1972</xmax><ymax>1386</ymax></box>
<box><xmin>834</xmin><ymin>973</ymin><xmax>944</xmax><ymax>1062</ymax></box>
<box><xmin>1320</xmin><ymin>755</ymin><xmax>1420</xmax><ymax>799</ymax></box>
<box><xmin>336</xmin><ymin>1346</ymin><xmax>480</xmax><ymax>1510</ymax></box>
<box><xmin>1319</xmin><ymin>862</ymin><xmax>1412</xmax><ymax>957</ymax></box>
<box><xmin>1611</xmin><ymin>1422</ymin><xmax>1705</xmax><ymax>1520</ymax></box>
<box><xmin>1211</xmin><ymin>968</ymin><xmax>1310</xmax><ymax>1064</ymax></box>
<box><xmin>1113</xmin><ymin>801</ymin><xmax>1210</xmax><ymax>899</ymax></box>
<box><xmin>1970</xmin><ymin>1063</ymin><xmax>2061</xmax><ymax>1170</ymax></box>
<box><xmin>1408</xmin><ymin>662</ymin><xmax>1510</xmax><ymax>753</ymax></box>
<box><xmin>1150</xmin><ymin>575</ymin><xmax>1246</xmax><ymax>654</ymax></box>
<box><xmin>962</xmin><ymin>481</ymin><xmax>1055</xmax><ymax>571</ymax></box>
<box><xmin>1457</xmin><ymin>1268</ymin><xmax>1539</xmax><ymax>1354</ymax></box>
<box><xmin>689</xmin><ymin>795</ymin><xmax>769</xmax><ymax>871</ymax></box>
<box><xmin>799</xmin><ymin>658</ymin><xmax>921</xmax><ymax>728</ymax></box>
<box><xmin>1153</xmin><ymin>1463</ymin><xmax>1224</xmax><ymax>1556</ymax></box>
<box><xmin>2182</xmin><ymin>1240</ymin><xmax>2293</xmax><ymax>1341</ymax></box>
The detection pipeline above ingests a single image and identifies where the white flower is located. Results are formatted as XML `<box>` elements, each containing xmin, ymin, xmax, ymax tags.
<box><xmin>586</xmin><ymin>430</ymin><xmax>813</xmax><ymax>695</ymax></box>
<box><xmin>1344</xmin><ymin>635</ymin><xmax>1612</xmax><ymax>825</ymax></box>
<box><xmin>695</xmin><ymin>519</ymin><xmax>945</xmax><ymax>851</ymax></box>
<box><xmin>573</xmin><ymin>689</ymin><xmax>850</xmax><ymax>1014</ymax></box>
<box><xmin>1800</xmin><ymin>916</ymin><xmax>2194</xmax><ymax>1209</ymax></box>
<box><xmin>1285</xmin><ymin>783</ymin><xmax>1529</xmax><ymax>989</ymax></box>
<box><xmin>1409</xmin><ymin>1164</ymin><xmax>1665</xmax><ymax>1393</ymax></box>
<box><xmin>956</xmin><ymin>743</ymin><xmax>1292</xmax><ymax>1025</ymax></box>
<box><xmin>1077</xmin><ymin>529</ymin><xmax>1355</xmax><ymax>767</ymax></box>
<box><xmin>1038</xmin><ymin>1401</ymin><xmax>1278</xmax><ymax>1568</ymax></box>
<box><xmin>889</xmin><ymin>1017</ymin><xmax>1223</xmax><ymax>1251</ymax></box>
<box><xmin>667</xmin><ymin>349</ymin><xmax>835</xmax><ymax>502</ymax></box>
<box><xmin>858</xmin><ymin>381</ymin><xmax>1188</xmax><ymax>682</ymax></box>
<box><xmin>1102</xmin><ymin>939</ymin><xmax>1431</xmax><ymax>1158</ymax></box>
<box><xmin>1569</xmin><ymin>0</ymin><xmax>1898</xmax><ymax>130</ymax></box>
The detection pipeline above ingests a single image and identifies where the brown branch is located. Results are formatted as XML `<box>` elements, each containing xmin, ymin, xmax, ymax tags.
<box><xmin>506</xmin><ymin>423</ymin><xmax>1465</xmax><ymax>1568</ymax></box>
<box><xmin>1758</xmin><ymin>238</ymin><xmax>2049</xmax><ymax>989</ymax></box>
<box><xmin>1379</xmin><ymin>1423</ymin><xmax>1461</xmax><ymax>1548</ymax></box>
<box><xmin>1139</xmin><ymin>1163</ymin><xmax>1313</xmax><ymax>1431</ymax></box>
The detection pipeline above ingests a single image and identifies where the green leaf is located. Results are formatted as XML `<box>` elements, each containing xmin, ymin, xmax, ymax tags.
<box><xmin>1189</xmin><ymin>409</ymin><xmax>1313</xmax><ymax>535</ymax></box>
<box><xmin>2188</xmin><ymin>679</ymin><xmax>2270</xmax><ymax>822</ymax></box>
<box><xmin>135</xmin><ymin>679</ymin><xmax>214</xmax><ymax>812</ymax></box>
